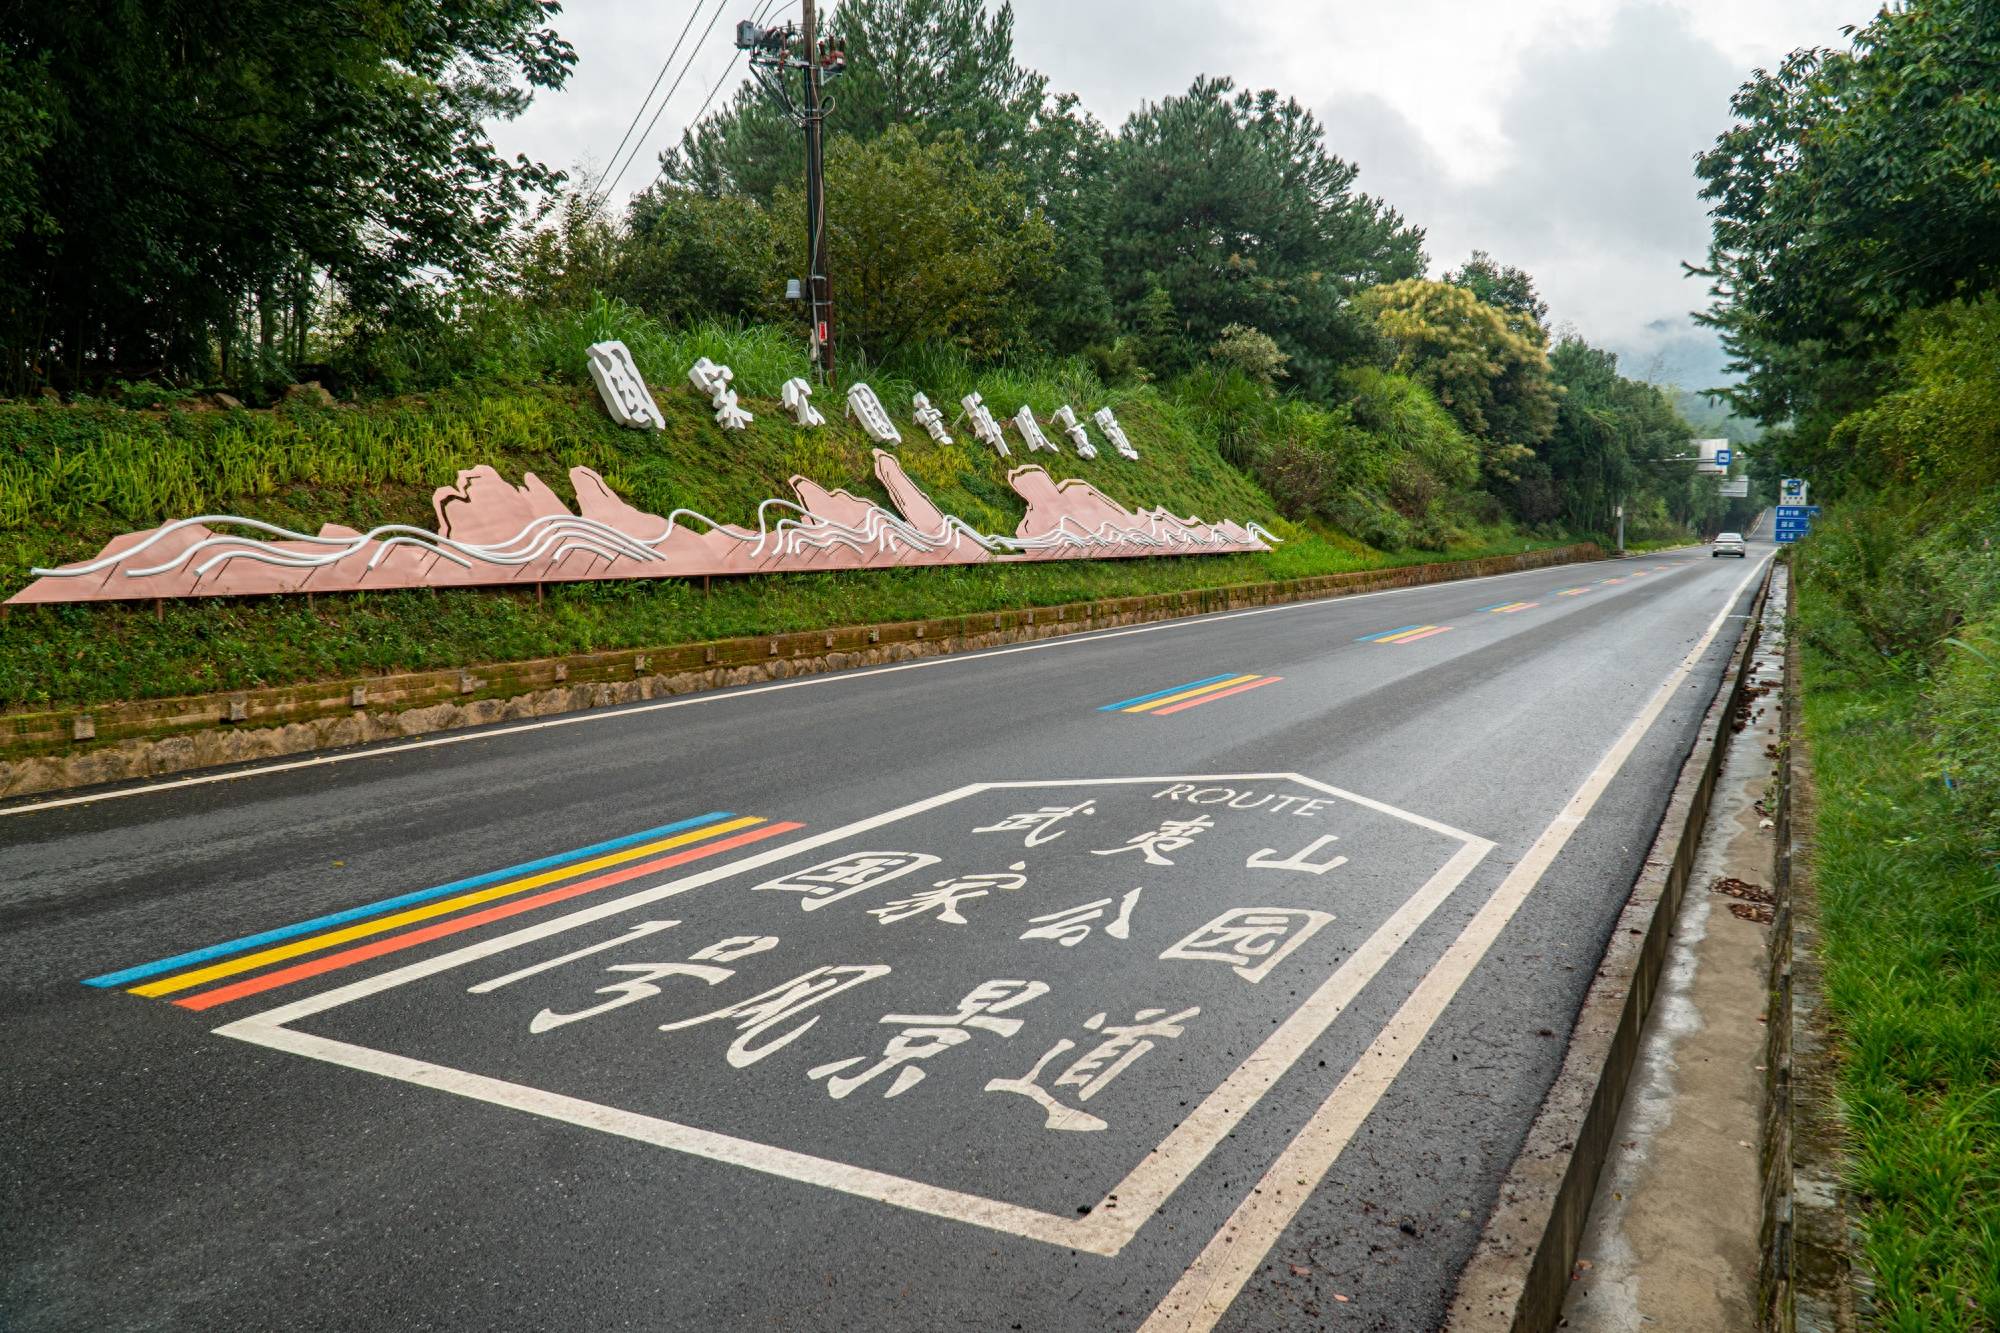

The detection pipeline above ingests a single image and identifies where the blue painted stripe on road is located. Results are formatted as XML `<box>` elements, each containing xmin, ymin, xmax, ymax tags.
<box><xmin>1356</xmin><ymin>625</ymin><xmax>1423</xmax><ymax>642</ymax></box>
<box><xmin>1474</xmin><ymin>603</ymin><xmax>1515</xmax><ymax>613</ymax></box>
<box><xmin>1097</xmin><ymin>674</ymin><xmax>1237</xmax><ymax>712</ymax></box>
<box><xmin>82</xmin><ymin>812</ymin><xmax>735</xmax><ymax>987</ymax></box>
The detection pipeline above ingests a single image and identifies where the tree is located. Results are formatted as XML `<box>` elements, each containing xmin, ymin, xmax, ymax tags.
<box><xmin>1445</xmin><ymin>251</ymin><xmax>1548</xmax><ymax>324</ymax></box>
<box><xmin>1537</xmin><ymin>338</ymin><xmax>1697</xmax><ymax>535</ymax></box>
<box><xmin>1356</xmin><ymin>279</ymin><xmax>1556</xmax><ymax>482</ymax></box>
<box><xmin>615</xmin><ymin>188</ymin><xmax>784</xmax><ymax>328</ymax></box>
<box><xmin>1692</xmin><ymin>0</ymin><xmax>2000</xmax><ymax>432</ymax></box>
<box><xmin>0</xmin><ymin>0</ymin><xmax>576</xmax><ymax>391</ymax></box>
<box><xmin>1208</xmin><ymin>325</ymin><xmax>1289</xmax><ymax>387</ymax></box>
<box><xmin>1014</xmin><ymin>94</ymin><xmax>1117</xmax><ymax>354</ymax></box>
<box><xmin>667</xmin><ymin>0</ymin><xmax>1046</xmax><ymax>203</ymax></box>
<box><xmin>1102</xmin><ymin>77</ymin><xmax>1426</xmax><ymax>396</ymax></box>
<box><xmin>771</xmin><ymin>127</ymin><xmax>1051</xmax><ymax>362</ymax></box>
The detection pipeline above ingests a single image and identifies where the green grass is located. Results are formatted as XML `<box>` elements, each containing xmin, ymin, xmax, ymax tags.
<box><xmin>1801</xmin><ymin>652</ymin><xmax>2000</xmax><ymax>1330</ymax></box>
<box><xmin>0</xmin><ymin>368</ymin><xmax>1564</xmax><ymax>711</ymax></box>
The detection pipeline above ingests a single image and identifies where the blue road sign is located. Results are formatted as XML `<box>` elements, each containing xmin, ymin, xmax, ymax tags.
<box><xmin>1715</xmin><ymin>447</ymin><xmax>1732</xmax><ymax>467</ymax></box>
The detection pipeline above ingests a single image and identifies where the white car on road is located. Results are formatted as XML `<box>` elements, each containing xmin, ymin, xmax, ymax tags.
<box><xmin>1712</xmin><ymin>531</ymin><xmax>1747</xmax><ymax>557</ymax></box>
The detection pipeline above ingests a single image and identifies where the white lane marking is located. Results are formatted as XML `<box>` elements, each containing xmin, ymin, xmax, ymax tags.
<box><xmin>1137</xmin><ymin>554</ymin><xmax>1769</xmax><ymax>1333</ymax></box>
<box><xmin>2</xmin><ymin>553</ymin><xmax>1705</xmax><ymax>818</ymax></box>
<box><xmin>225</xmin><ymin>1022</ymin><xmax>1097</xmax><ymax>1251</ymax></box>
<box><xmin>217</xmin><ymin>774</ymin><xmax>1492</xmax><ymax>1256</ymax></box>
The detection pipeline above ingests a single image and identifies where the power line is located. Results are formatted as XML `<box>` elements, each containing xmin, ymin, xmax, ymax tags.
<box><xmin>592</xmin><ymin>3</ymin><xmax>706</xmax><ymax>207</ymax></box>
<box><xmin>688</xmin><ymin>48</ymin><xmax>746</xmax><ymax>132</ymax></box>
<box><xmin>600</xmin><ymin>0</ymin><xmax>734</xmax><ymax>205</ymax></box>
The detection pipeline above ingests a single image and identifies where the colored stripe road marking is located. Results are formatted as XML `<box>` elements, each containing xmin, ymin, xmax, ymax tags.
<box><xmin>1494</xmin><ymin>602</ymin><xmax>1538</xmax><ymax>613</ymax></box>
<box><xmin>1385</xmin><ymin>625</ymin><xmax>1452</xmax><ymax>643</ymax></box>
<box><xmin>1151</xmin><ymin>676</ymin><xmax>1282</xmax><ymax>715</ymax></box>
<box><xmin>85</xmin><ymin>813</ymin><xmax>736</xmax><ymax>988</ymax></box>
<box><xmin>1474</xmin><ymin>602</ymin><xmax>1516</xmax><ymax>613</ymax></box>
<box><xmin>173</xmin><ymin>822</ymin><xmax>804</xmax><ymax>1011</ymax></box>
<box><xmin>1557</xmin><ymin>587</ymin><xmax>1591</xmax><ymax>596</ymax></box>
<box><xmin>1098</xmin><ymin>674</ymin><xmax>1237</xmax><ymax>712</ymax></box>
<box><xmin>131</xmin><ymin>817</ymin><xmax>766</xmax><ymax>998</ymax></box>
<box><xmin>1123</xmin><ymin>674</ymin><xmax>1261</xmax><ymax>714</ymax></box>
<box><xmin>1356</xmin><ymin>624</ymin><xmax>1423</xmax><ymax>642</ymax></box>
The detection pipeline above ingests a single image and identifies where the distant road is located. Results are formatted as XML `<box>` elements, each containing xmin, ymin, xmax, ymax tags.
<box><xmin>2</xmin><ymin>540</ymin><xmax>1770</xmax><ymax>1331</ymax></box>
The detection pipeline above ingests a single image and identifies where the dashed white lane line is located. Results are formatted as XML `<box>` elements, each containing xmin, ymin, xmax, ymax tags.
<box><xmin>2</xmin><ymin>551</ymin><xmax>1704</xmax><ymax>818</ymax></box>
<box><xmin>1137</xmin><ymin>554</ymin><xmax>1768</xmax><ymax>1333</ymax></box>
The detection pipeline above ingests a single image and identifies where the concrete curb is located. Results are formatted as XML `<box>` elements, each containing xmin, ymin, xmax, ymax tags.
<box><xmin>1757</xmin><ymin>571</ymin><xmax>1859</xmax><ymax>1331</ymax></box>
<box><xmin>0</xmin><ymin>543</ymin><xmax>1608</xmax><ymax>801</ymax></box>
<box><xmin>1446</xmin><ymin>559</ymin><xmax>1773</xmax><ymax>1331</ymax></box>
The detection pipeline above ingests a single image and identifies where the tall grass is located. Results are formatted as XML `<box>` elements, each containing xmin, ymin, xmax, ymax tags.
<box><xmin>1793</xmin><ymin>481</ymin><xmax>2000</xmax><ymax>1329</ymax></box>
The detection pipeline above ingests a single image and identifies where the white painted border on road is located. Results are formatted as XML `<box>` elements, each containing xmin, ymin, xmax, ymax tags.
<box><xmin>216</xmin><ymin>773</ymin><xmax>1492</xmax><ymax>1258</ymax></box>
<box><xmin>4</xmin><ymin>551</ymin><xmax>1703</xmax><ymax>818</ymax></box>
<box><xmin>1137</xmin><ymin>554</ymin><xmax>1770</xmax><ymax>1332</ymax></box>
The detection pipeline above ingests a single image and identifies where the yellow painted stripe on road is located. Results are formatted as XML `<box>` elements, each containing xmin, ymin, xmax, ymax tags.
<box><xmin>131</xmin><ymin>816</ymin><xmax>766</xmax><ymax>997</ymax></box>
<box><xmin>1125</xmin><ymin>674</ymin><xmax>1260</xmax><ymax>713</ymax></box>
<box><xmin>1376</xmin><ymin>625</ymin><xmax>1440</xmax><ymax>643</ymax></box>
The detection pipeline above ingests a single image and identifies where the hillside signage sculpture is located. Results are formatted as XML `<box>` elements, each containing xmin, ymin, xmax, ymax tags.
<box><xmin>9</xmin><ymin>351</ymin><xmax>1268</xmax><ymax>606</ymax></box>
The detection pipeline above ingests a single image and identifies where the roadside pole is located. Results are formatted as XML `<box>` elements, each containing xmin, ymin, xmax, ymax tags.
<box><xmin>801</xmin><ymin>0</ymin><xmax>834</xmax><ymax>382</ymax></box>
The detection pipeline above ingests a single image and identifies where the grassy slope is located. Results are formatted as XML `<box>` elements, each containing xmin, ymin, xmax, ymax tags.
<box><xmin>1802</xmin><ymin>670</ymin><xmax>2000</xmax><ymax>1329</ymax></box>
<box><xmin>1792</xmin><ymin>484</ymin><xmax>2000</xmax><ymax>1328</ymax></box>
<box><xmin>0</xmin><ymin>380</ymin><xmax>1555</xmax><ymax>711</ymax></box>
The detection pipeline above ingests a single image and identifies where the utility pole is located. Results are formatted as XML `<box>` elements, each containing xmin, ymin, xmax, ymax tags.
<box><xmin>800</xmin><ymin>0</ymin><xmax>834</xmax><ymax>382</ymax></box>
<box><xmin>738</xmin><ymin>9</ymin><xmax>844</xmax><ymax>383</ymax></box>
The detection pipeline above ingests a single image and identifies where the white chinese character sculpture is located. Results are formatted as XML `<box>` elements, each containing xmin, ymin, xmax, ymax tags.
<box><xmin>1012</xmin><ymin>405</ymin><xmax>1060</xmax><ymax>454</ymax></box>
<box><xmin>780</xmin><ymin>377</ymin><xmax>825</xmax><ymax>427</ymax></box>
<box><xmin>688</xmin><ymin>357</ymin><xmax>753</xmax><ymax>431</ymax></box>
<box><xmin>1093</xmin><ymin>406</ymin><xmax>1139</xmax><ymax>460</ymax></box>
<box><xmin>962</xmin><ymin>393</ymin><xmax>1009</xmax><ymax>457</ymax></box>
<box><xmin>1051</xmin><ymin>405</ymin><xmax>1097</xmax><ymax>459</ymax></box>
<box><xmin>845</xmin><ymin>382</ymin><xmax>902</xmax><ymax>445</ymax></box>
<box><xmin>586</xmin><ymin>341</ymin><xmax>666</xmax><ymax>431</ymax></box>
<box><xmin>911</xmin><ymin>393</ymin><xmax>953</xmax><ymax>445</ymax></box>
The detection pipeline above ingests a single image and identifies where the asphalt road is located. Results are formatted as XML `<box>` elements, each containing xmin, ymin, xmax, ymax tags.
<box><xmin>2</xmin><ymin>535</ymin><xmax>1771</xmax><ymax>1332</ymax></box>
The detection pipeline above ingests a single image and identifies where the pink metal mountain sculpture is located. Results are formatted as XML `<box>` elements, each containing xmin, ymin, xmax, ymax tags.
<box><xmin>8</xmin><ymin>450</ymin><xmax>1276</xmax><ymax>605</ymax></box>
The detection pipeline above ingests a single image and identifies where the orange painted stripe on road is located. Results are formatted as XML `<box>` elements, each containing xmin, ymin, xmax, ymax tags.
<box><xmin>133</xmin><ymin>816</ymin><xmax>766</xmax><ymax>997</ymax></box>
<box><xmin>1124</xmin><ymin>674</ymin><xmax>1260</xmax><ymax>713</ymax></box>
<box><xmin>173</xmin><ymin>822</ymin><xmax>804</xmax><ymax>1011</ymax></box>
<box><xmin>1151</xmin><ymin>676</ymin><xmax>1282</xmax><ymax>715</ymax></box>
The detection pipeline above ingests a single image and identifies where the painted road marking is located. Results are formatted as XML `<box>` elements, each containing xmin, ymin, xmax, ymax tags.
<box><xmin>1556</xmin><ymin>586</ymin><xmax>1592</xmax><ymax>596</ymax></box>
<box><xmin>212</xmin><ymin>774</ymin><xmax>1492</xmax><ymax>1258</ymax></box>
<box><xmin>1113</xmin><ymin>674</ymin><xmax>1260</xmax><ymax>714</ymax></box>
<box><xmin>1098</xmin><ymin>674</ymin><xmax>1238</xmax><ymax>712</ymax></box>
<box><xmin>1360</xmin><ymin>624</ymin><xmax>1452</xmax><ymax>644</ymax></box>
<box><xmin>1137</xmin><ymin>554</ymin><xmax>1770</xmax><ymax>1333</ymax></box>
<box><xmin>1150</xmin><ymin>677</ymin><xmax>1282</xmax><ymax>715</ymax></box>
<box><xmin>94</xmin><ymin>815</ymin><xmax>799</xmax><ymax>1008</ymax></box>
<box><xmin>129</xmin><ymin>815</ymin><xmax>773</xmax><ymax>998</ymax></box>
<box><xmin>4</xmin><ymin>554</ymin><xmax>1709</xmax><ymax>819</ymax></box>
<box><xmin>84</xmin><ymin>812</ymin><xmax>737</xmax><ymax>988</ymax></box>
<box><xmin>1480</xmin><ymin>601</ymin><xmax>1538</xmax><ymax>614</ymax></box>
<box><xmin>173</xmin><ymin>821</ymin><xmax>802</xmax><ymax>1011</ymax></box>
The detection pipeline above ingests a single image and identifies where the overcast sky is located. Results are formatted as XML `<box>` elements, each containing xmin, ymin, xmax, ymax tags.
<box><xmin>490</xmin><ymin>0</ymin><xmax>1863</xmax><ymax>391</ymax></box>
